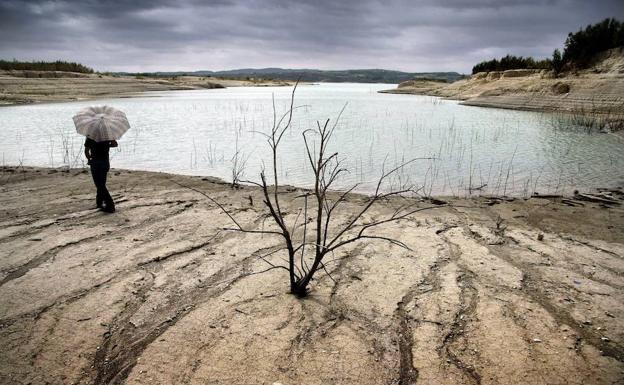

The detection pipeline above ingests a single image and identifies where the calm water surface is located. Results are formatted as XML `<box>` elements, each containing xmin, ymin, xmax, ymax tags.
<box><xmin>1</xmin><ymin>83</ymin><xmax>623</xmax><ymax>196</ymax></box>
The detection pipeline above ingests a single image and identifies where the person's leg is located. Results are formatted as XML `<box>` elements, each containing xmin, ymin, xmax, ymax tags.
<box><xmin>100</xmin><ymin>161</ymin><xmax>115</xmax><ymax>212</ymax></box>
<box><xmin>90</xmin><ymin>163</ymin><xmax>103</xmax><ymax>208</ymax></box>
<box><xmin>91</xmin><ymin>160</ymin><xmax>114</xmax><ymax>212</ymax></box>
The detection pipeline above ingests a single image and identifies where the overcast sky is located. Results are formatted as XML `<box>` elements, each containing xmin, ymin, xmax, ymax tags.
<box><xmin>1</xmin><ymin>0</ymin><xmax>622</xmax><ymax>73</ymax></box>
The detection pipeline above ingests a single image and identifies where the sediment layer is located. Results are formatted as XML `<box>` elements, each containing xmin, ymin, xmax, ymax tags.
<box><xmin>1</xmin><ymin>167</ymin><xmax>623</xmax><ymax>384</ymax></box>
<box><xmin>0</xmin><ymin>71</ymin><xmax>291</xmax><ymax>105</ymax></box>
<box><xmin>381</xmin><ymin>48</ymin><xmax>624</xmax><ymax>115</ymax></box>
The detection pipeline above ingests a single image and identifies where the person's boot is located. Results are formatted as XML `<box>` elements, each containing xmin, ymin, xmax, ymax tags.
<box><xmin>102</xmin><ymin>202</ymin><xmax>115</xmax><ymax>213</ymax></box>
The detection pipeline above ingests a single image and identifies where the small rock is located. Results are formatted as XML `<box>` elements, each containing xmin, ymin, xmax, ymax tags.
<box><xmin>601</xmin><ymin>337</ymin><xmax>610</xmax><ymax>342</ymax></box>
<box><xmin>532</xmin><ymin>338</ymin><xmax>542</xmax><ymax>343</ymax></box>
<box><xmin>583</xmin><ymin>320</ymin><xmax>592</xmax><ymax>325</ymax></box>
<box><xmin>537</xmin><ymin>233</ymin><xmax>544</xmax><ymax>241</ymax></box>
<box><xmin>551</xmin><ymin>82</ymin><xmax>570</xmax><ymax>95</ymax></box>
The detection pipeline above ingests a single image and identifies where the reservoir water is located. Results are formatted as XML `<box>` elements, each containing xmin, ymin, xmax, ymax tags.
<box><xmin>1</xmin><ymin>83</ymin><xmax>622</xmax><ymax>196</ymax></box>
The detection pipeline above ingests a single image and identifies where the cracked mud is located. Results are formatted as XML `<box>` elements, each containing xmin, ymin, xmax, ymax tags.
<box><xmin>1</xmin><ymin>167</ymin><xmax>623</xmax><ymax>385</ymax></box>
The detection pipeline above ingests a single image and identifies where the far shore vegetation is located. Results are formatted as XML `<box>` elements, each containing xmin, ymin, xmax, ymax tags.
<box><xmin>472</xmin><ymin>18</ymin><xmax>623</xmax><ymax>74</ymax></box>
<box><xmin>0</xmin><ymin>59</ymin><xmax>94</xmax><ymax>74</ymax></box>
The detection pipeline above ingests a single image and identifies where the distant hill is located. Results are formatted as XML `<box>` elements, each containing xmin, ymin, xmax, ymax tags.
<box><xmin>116</xmin><ymin>68</ymin><xmax>463</xmax><ymax>84</ymax></box>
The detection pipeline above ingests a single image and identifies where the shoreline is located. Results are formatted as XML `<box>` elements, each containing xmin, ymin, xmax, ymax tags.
<box><xmin>379</xmin><ymin>71</ymin><xmax>624</xmax><ymax>118</ymax></box>
<box><xmin>4</xmin><ymin>70</ymin><xmax>621</xmax><ymax>122</ymax></box>
<box><xmin>3</xmin><ymin>164</ymin><xmax>624</xmax><ymax>200</ymax></box>
<box><xmin>1</xmin><ymin>165</ymin><xmax>623</xmax><ymax>384</ymax></box>
<box><xmin>380</xmin><ymin>46</ymin><xmax>624</xmax><ymax>119</ymax></box>
<box><xmin>0</xmin><ymin>72</ymin><xmax>295</xmax><ymax>107</ymax></box>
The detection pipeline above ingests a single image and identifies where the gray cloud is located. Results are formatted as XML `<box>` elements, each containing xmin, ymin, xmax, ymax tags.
<box><xmin>1</xmin><ymin>0</ymin><xmax>622</xmax><ymax>73</ymax></box>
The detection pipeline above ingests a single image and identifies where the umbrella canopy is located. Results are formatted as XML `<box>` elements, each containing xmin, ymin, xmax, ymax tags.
<box><xmin>73</xmin><ymin>105</ymin><xmax>130</xmax><ymax>142</ymax></box>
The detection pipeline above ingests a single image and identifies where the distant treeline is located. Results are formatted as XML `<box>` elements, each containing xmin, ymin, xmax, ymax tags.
<box><xmin>472</xmin><ymin>56</ymin><xmax>551</xmax><ymax>74</ymax></box>
<box><xmin>563</xmin><ymin>18</ymin><xmax>624</xmax><ymax>68</ymax></box>
<box><xmin>0</xmin><ymin>60</ymin><xmax>94</xmax><ymax>73</ymax></box>
<box><xmin>472</xmin><ymin>18</ymin><xmax>624</xmax><ymax>74</ymax></box>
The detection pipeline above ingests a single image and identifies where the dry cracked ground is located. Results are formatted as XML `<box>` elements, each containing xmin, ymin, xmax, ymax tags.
<box><xmin>1</xmin><ymin>167</ymin><xmax>623</xmax><ymax>385</ymax></box>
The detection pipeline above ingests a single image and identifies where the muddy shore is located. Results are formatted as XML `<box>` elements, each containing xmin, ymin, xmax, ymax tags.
<box><xmin>1</xmin><ymin>166</ymin><xmax>623</xmax><ymax>385</ymax></box>
<box><xmin>380</xmin><ymin>72</ymin><xmax>624</xmax><ymax>117</ymax></box>
<box><xmin>380</xmin><ymin>48</ymin><xmax>624</xmax><ymax>117</ymax></box>
<box><xmin>0</xmin><ymin>72</ymin><xmax>292</xmax><ymax>106</ymax></box>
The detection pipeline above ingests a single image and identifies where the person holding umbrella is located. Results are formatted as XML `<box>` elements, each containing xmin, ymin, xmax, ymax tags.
<box><xmin>84</xmin><ymin>137</ymin><xmax>117</xmax><ymax>212</ymax></box>
<box><xmin>73</xmin><ymin>106</ymin><xmax>130</xmax><ymax>213</ymax></box>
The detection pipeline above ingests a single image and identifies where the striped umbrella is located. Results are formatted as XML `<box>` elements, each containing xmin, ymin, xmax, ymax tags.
<box><xmin>73</xmin><ymin>105</ymin><xmax>130</xmax><ymax>142</ymax></box>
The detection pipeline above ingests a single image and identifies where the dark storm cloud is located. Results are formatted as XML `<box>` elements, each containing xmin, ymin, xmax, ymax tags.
<box><xmin>1</xmin><ymin>0</ymin><xmax>622</xmax><ymax>72</ymax></box>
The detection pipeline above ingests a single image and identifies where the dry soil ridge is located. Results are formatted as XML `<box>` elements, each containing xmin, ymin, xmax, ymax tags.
<box><xmin>0</xmin><ymin>71</ymin><xmax>292</xmax><ymax>106</ymax></box>
<box><xmin>381</xmin><ymin>48</ymin><xmax>624</xmax><ymax>116</ymax></box>
<box><xmin>0</xmin><ymin>167</ymin><xmax>623</xmax><ymax>385</ymax></box>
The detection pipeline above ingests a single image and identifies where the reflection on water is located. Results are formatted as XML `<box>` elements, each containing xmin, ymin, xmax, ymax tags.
<box><xmin>1</xmin><ymin>83</ymin><xmax>623</xmax><ymax>196</ymax></box>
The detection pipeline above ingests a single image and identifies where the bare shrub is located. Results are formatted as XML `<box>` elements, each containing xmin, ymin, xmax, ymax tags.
<box><xmin>57</xmin><ymin>127</ymin><xmax>85</xmax><ymax>170</ymax></box>
<box><xmin>550</xmin><ymin>99</ymin><xmax>624</xmax><ymax>133</ymax></box>
<box><xmin>179</xmin><ymin>83</ymin><xmax>439</xmax><ymax>297</ymax></box>
<box><xmin>230</xmin><ymin>130</ymin><xmax>250</xmax><ymax>188</ymax></box>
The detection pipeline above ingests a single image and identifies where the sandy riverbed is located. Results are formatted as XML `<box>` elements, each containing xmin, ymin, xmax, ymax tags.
<box><xmin>380</xmin><ymin>48</ymin><xmax>624</xmax><ymax>118</ymax></box>
<box><xmin>1</xmin><ymin>167</ymin><xmax>623</xmax><ymax>385</ymax></box>
<box><xmin>0</xmin><ymin>72</ymin><xmax>292</xmax><ymax>106</ymax></box>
